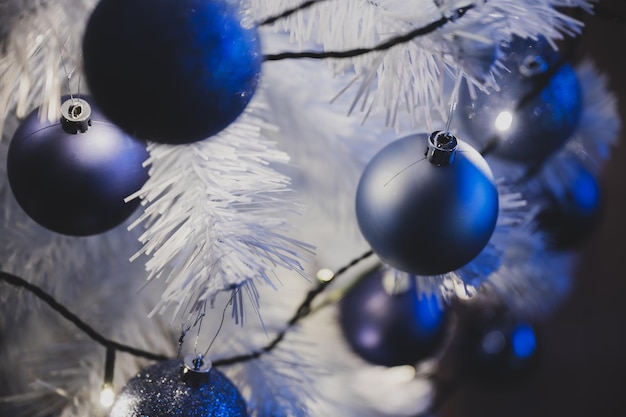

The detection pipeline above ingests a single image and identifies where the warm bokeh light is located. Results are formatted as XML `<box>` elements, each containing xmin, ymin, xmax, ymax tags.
<box><xmin>100</xmin><ymin>385</ymin><xmax>115</xmax><ymax>408</ymax></box>
<box><xmin>316</xmin><ymin>268</ymin><xmax>335</xmax><ymax>282</ymax></box>
<box><xmin>494</xmin><ymin>111</ymin><xmax>513</xmax><ymax>131</ymax></box>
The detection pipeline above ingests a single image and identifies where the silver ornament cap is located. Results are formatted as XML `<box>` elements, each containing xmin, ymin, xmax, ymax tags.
<box><xmin>425</xmin><ymin>130</ymin><xmax>458</xmax><ymax>166</ymax></box>
<box><xmin>60</xmin><ymin>97</ymin><xmax>92</xmax><ymax>134</ymax></box>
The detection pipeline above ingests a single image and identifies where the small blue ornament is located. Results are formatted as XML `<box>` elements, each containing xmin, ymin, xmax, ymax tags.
<box><xmin>537</xmin><ymin>163</ymin><xmax>603</xmax><ymax>250</ymax></box>
<box><xmin>339</xmin><ymin>266</ymin><xmax>448</xmax><ymax>367</ymax></box>
<box><xmin>7</xmin><ymin>96</ymin><xmax>149</xmax><ymax>236</ymax></box>
<box><xmin>459</xmin><ymin>35</ymin><xmax>582</xmax><ymax>164</ymax></box>
<box><xmin>465</xmin><ymin>309</ymin><xmax>538</xmax><ymax>379</ymax></box>
<box><xmin>355</xmin><ymin>131</ymin><xmax>499</xmax><ymax>276</ymax></box>
<box><xmin>83</xmin><ymin>0</ymin><xmax>262</xmax><ymax>144</ymax></box>
<box><xmin>109</xmin><ymin>357</ymin><xmax>248</xmax><ymax>417</ymax></box>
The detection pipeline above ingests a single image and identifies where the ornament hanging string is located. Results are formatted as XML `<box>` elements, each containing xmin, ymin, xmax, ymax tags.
<box><xmin>202</xmin><ymin>287</ymin><xmax>242</xmax><ymax>358</ymax></box>
<box><xmin>177</xmin><ymin>305</ymin><xmax>207</xmax><ymax>359</ymax></box>
<box><xmin>446</xmin><ymin>69</ymin><xmax>464</xmax><ymax>133</ymax></box>
<box><xmin>58</xmin><ymin>37</ymin><xmax>78</xmax><ymax>102</ymax></box>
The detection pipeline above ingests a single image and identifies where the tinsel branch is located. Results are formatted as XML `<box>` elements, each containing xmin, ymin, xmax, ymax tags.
<box><xmin>255</xmin><ymin>0</ymin><xmax>593</xmax><ymax>129</ymax></box>
<box><xmin>128</xmin><ymin>94</ymin><xmax>314</xmax><ymax>321</ymax></box>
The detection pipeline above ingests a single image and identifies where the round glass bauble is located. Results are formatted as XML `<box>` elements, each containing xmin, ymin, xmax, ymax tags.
<box><xmin>108</xmin><ymin>359</ymin><xmax>248</xmax><ymax>417</ymax></box>
<box><xmin>339</xmin><ymin>266</ymin><xmax>448</xmax><ymax>367</ymax></box>
<box><xmin>7</xmin><ymin>96</ymin><xmax>149</xmax><ymax>236</ymax></box>
<box><xmin>459</xmin><ymin>35</ymin><xmax>582</xmax><ymax>164</ymax></box>
<box><xmin>82</xmin><ymin>0</ymin><xmax>262</xmax><ymax>144</ymax></box>
<box><xmin>355</xmin><ymin>132</ymin><xmax>499</xmax><ymax>276</ymax></box>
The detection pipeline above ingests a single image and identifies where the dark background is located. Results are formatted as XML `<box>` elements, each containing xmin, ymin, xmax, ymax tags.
<box><xmin>440</xmin><ymin>1</ymin><xmax>626</xmax><ymax>416</ymax></box>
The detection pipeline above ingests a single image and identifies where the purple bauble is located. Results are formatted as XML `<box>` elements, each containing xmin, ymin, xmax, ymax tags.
<box><xmin>7</xmin><ymin>96</ymin><xmax>149</xmax><ymax>236</ymax></box>
<box><xmin>83</xmin><ymin>0</ymin><xmax>262</xmax><ymax>144</ymax></box>
<box><xmin>339</xmin><ymin>266</ymin><xmax>448</xmax><ymax>367</ymax></box>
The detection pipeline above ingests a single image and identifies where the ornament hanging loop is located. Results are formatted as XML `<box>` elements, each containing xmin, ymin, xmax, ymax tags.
<box><xmin>60</xmin><ymin>97</ymin><xmax>92</xmax><ymax>134</ymax></box>
<box><xmin>425</xmin><ymin>130</ymin><xmax>458</xmax><ymax>166</ymax></box>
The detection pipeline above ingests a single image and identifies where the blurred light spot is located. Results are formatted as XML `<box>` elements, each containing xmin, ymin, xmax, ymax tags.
<box><xmin>482</xmin><ymin>330</ymin><xmax>506</xmax><ymax>355</ymax></box>
<box><xmin>100</xmin><ymin>385</ymin><xmax>115</xmax><ymax>408</ymax></box>
<box><xmin>512</xmin><ymin>324</ymin><xmax>536</xmax><ymax>359</ymax></box>
<box><xmin>494</xmin><ymin>111</ymin><xmax>513</xmax><ymax>131</ymax></box>
<box><xmin>316</xmin><ymin>268</ymin><xmax>334</xmax><ymax>282</ymax></box>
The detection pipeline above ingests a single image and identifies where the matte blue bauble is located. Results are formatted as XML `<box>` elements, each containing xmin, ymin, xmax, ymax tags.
<box><xmin>109</xmin><ymin>359</ymin><xmax>248</xmax><ymax>417</ymax></box>
<box><xmin>355</xmin><ymin>132</ymin><xmax>499</xmax><ymax>276</ymax></box>
<box><xmin>339</xmin><ymin>266</ymin><xmax>448</xmax><ymax>367</ymax></box>
<box><xmin>465</xmin><ymin>310</ymin><xmax>538</xmax><ymax>379</ymax></box>
<box><xmin>459</xmin><ymin>36</ymin><xmax>582</xmax><ymax>164</ymax></box>
<box><xmin>7</xmin><ymin>96</ymin><xmax>149</xmax><ymax>236</ymax></box>
<box><xmin>83</xmin><ymin>0</ymin><xmax>262</xmax><ymax>144</ymax></box>
<box><xmin>537</xmin><ymin>164</ymin><xmax>603</xmax><ymax>250</ymax></box>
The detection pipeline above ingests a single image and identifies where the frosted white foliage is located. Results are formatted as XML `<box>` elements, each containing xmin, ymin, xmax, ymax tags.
<box><xmin>252</xmin><ymin>0</ymin><xmax>593</xmax><ymax>129</ymax></box>
<box><xmin>478</xmin><ymin>229</ymin><xmax>575</xmax><ymax>318</ymax></box>
<box><xmin>0</xmin><ymin>151</ymin><xmax>175</xmax><ymax>417</ymax></box>
<box><xmin>261</xmin><ymin>31</ymin><xmax>398</xmax><ymax>224</ymax></box>
<box><xmin>0</xmin><ymin>0</ymin><xmax>95</xmax><ymax>133</ymax></box>
<box><xmin>310</xmin><ymin>364</ymin><xmax>434</xmax><ymax>417</ymax></box>
<box><xmin>229</xmin><ymin>347</ymin><xmax>315</xmax><ymax>417</ymax></box>
<box><xmin>129</xmin><ymin>95</ymin><xmax>313</xmax><ymax>320</ymax></box>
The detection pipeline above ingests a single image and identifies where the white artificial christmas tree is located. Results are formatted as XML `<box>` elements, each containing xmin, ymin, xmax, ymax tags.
<box><xmin>0</xmin><ymin>1</ymin><xmax>621</xmax><ymax>416</ymax></box>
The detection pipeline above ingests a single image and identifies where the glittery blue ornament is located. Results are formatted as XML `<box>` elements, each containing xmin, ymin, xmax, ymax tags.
<box><xmin>339</xmin><ymin>266</ymin><xmax>448</xmax><ymax>367</ymax></box>
<box><xmin>82</xmin><ymin>0</ymin><xmax>262</xmax><ymax>144</ymax></box>
<box><xmin>108</xmin><ymin>357</ymin><xmax>248</xmax><ymax>417</ymax></box>
<box><xmin>464</xmin><ymin>309</ymin><xmax>538</xmax><ymax>379</ymax></box>
<box><xmin>459</xmin><ymin>35</ymin><xmax>582</xmax><ymax>164</ymax></box>
<box><xmin>355</xmin><ymin>131</ymin><xmax>499</xmax><ymax>276</ymax></box>
<box><xmin>537</xmin><ymin>163</ymin><xmax>603</xmax><ymax>250</ymax></box>
<box><xmin>7</xmin><ymin>96</ymin><xmax>149</xmax><ymax>236</ymax></box>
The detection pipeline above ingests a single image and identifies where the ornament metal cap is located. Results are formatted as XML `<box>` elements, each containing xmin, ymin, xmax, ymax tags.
<box><xmin>60</xmin><ymin>97</ymin><xmax>92</xmax><ymax>134</ymax></box>
<box><xmin>182</xmin><ymin>354</ymin><xmax>212</xmax><ymax>385</ymax></box>
<box><xmin>425</xmin><ymin>130</ymin><xmax>458</xmax><ymax>166</ymax></box>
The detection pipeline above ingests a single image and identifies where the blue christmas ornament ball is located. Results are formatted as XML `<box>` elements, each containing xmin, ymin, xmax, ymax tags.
<box><xmin>537</xmin><ymin>163</ymin><xmax>603</xmax><ymax>250</ymax></box>
<box><xmin>83</xmin><ymin>0</ymin><xmax>262</xmax><ymax>144</ymax></box>
<box><xmin>459</xmin><ymin>35</ymin><xmax>582</xmax><ymax>164</ymax></box>
<box><xmin>7</xmin><ymin>96</ymin><xmax>149</xmax><ymax>236</ymax></box>
<box><xmin>108</xmin><ymin>359</ymin><xmax>248</xmax><ymax>417</ymax></box>
<box><xmin>355</xmin><ymin>132</ymin><xmax>499</xmax><ymax>276</ymax></box>
<box><xmin>339</xmin><ymin>266</ymin><xmax>448</xmax><ymax>367</ymax></box>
